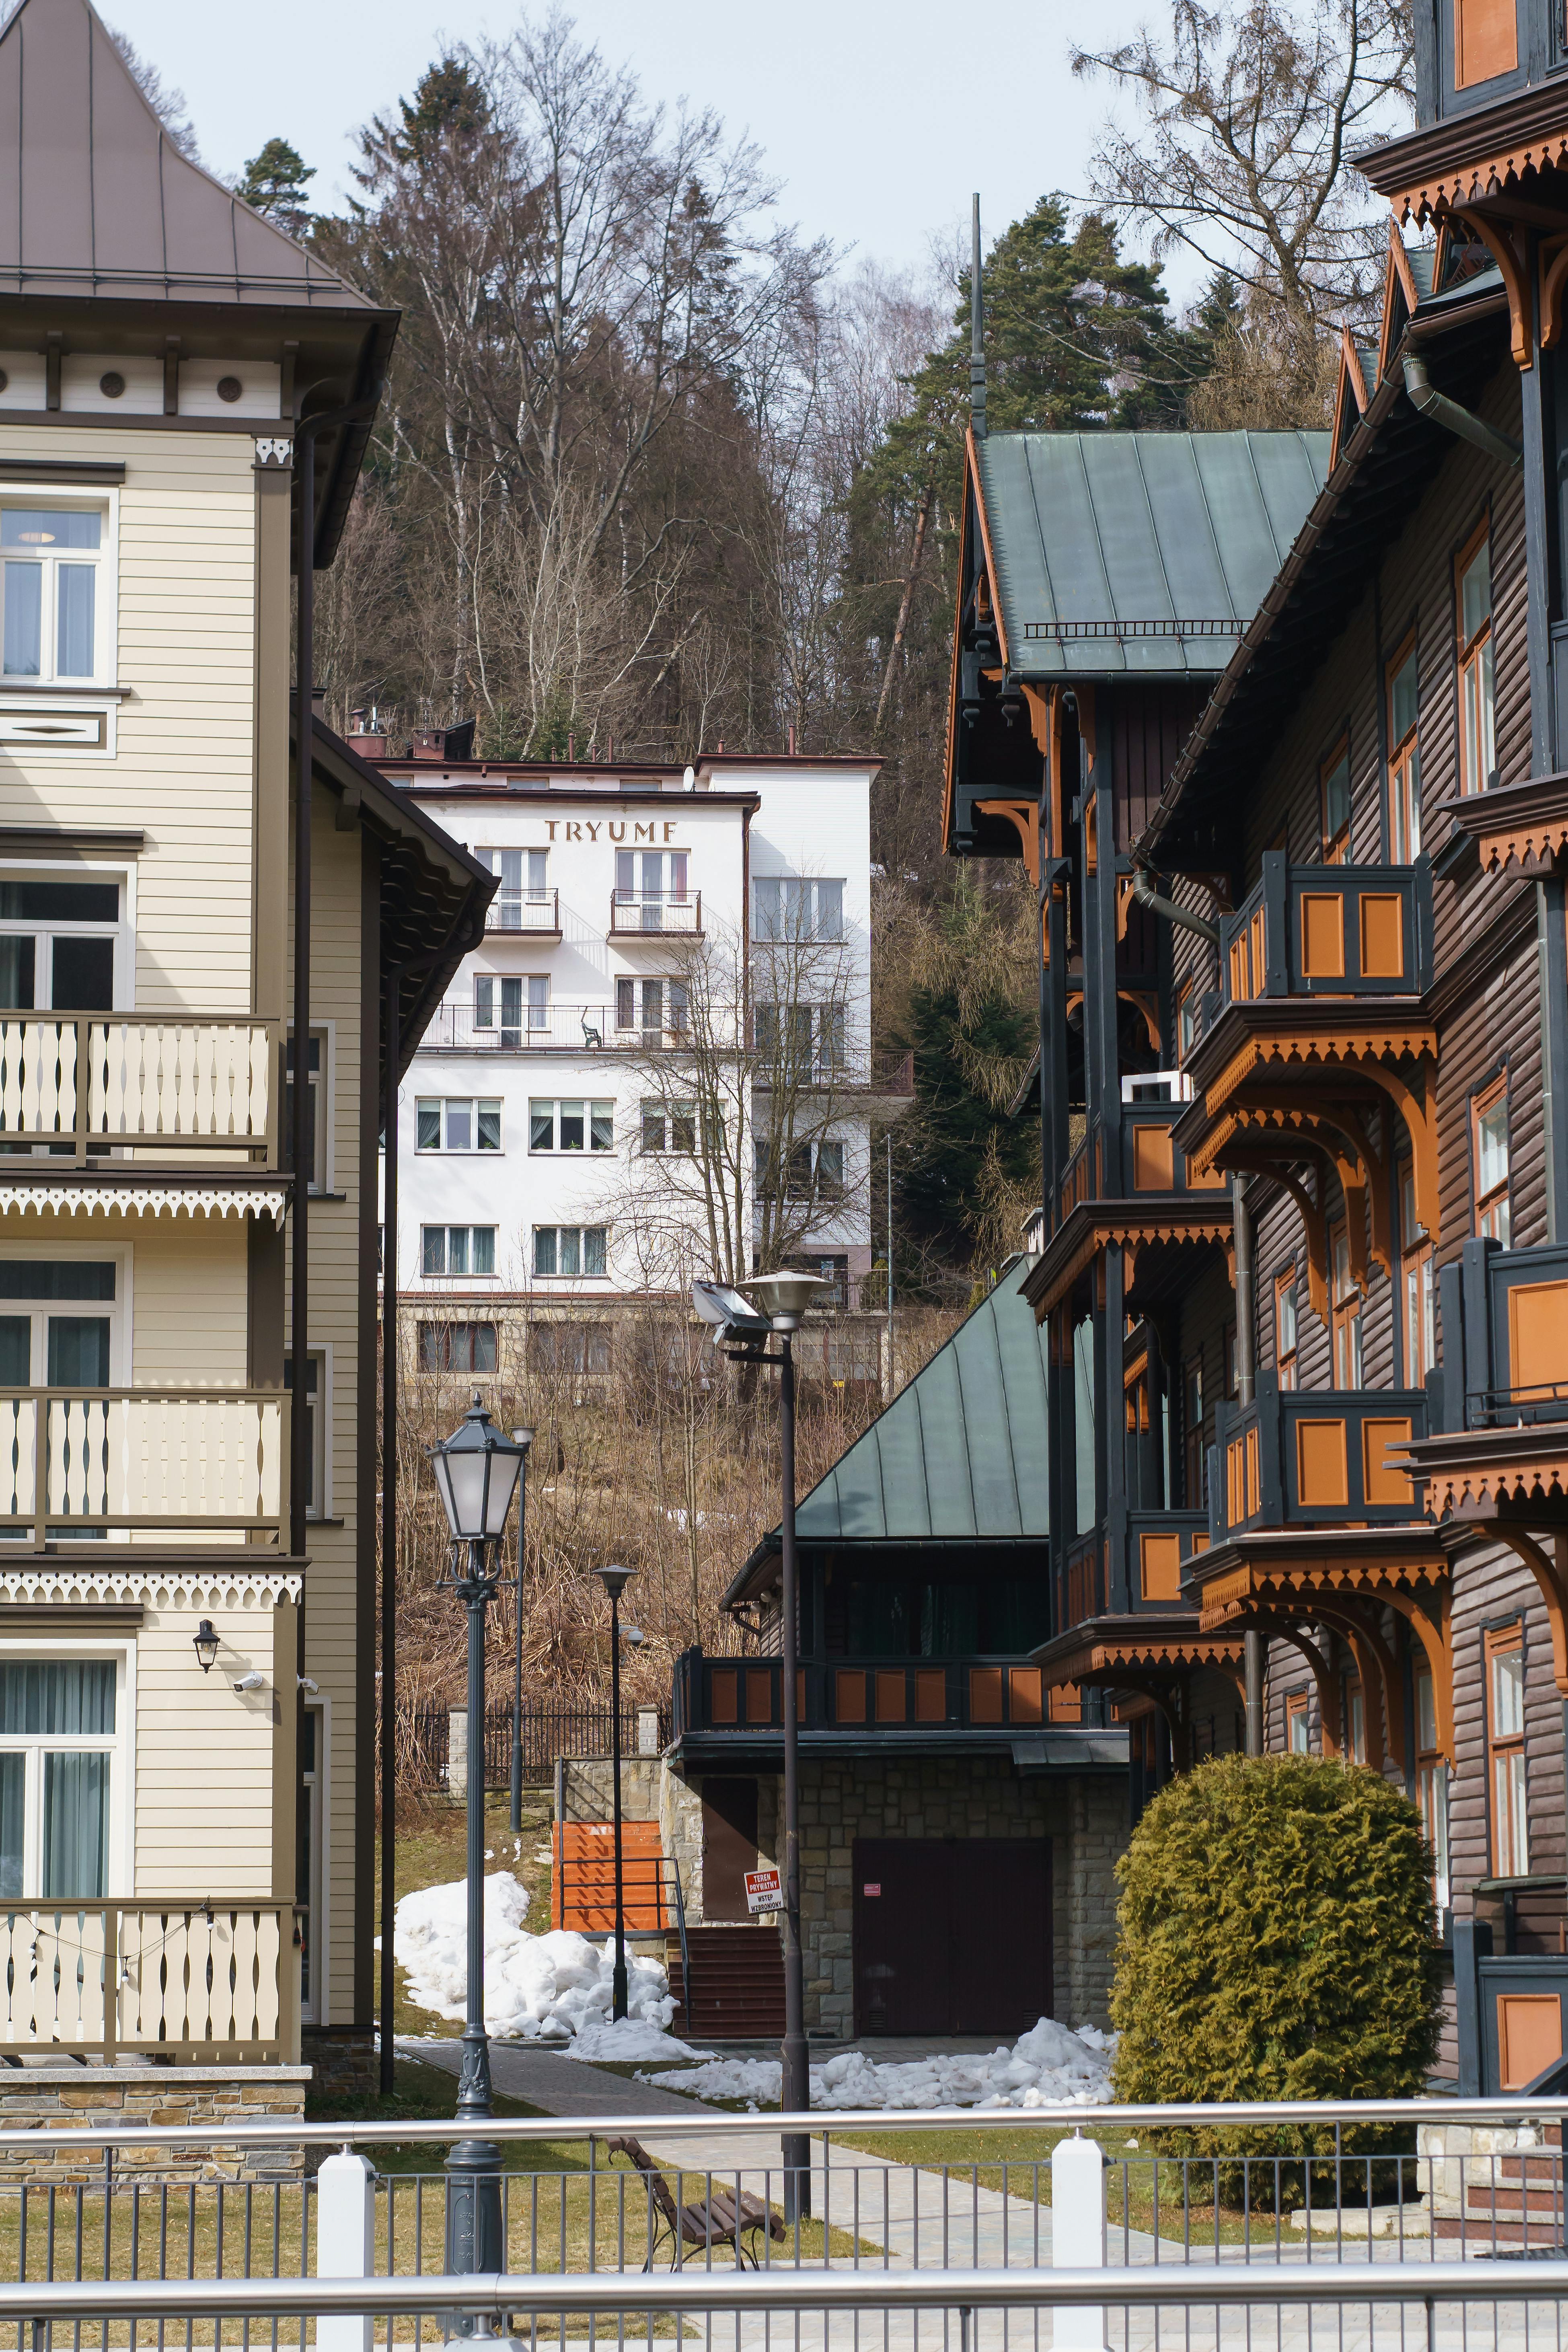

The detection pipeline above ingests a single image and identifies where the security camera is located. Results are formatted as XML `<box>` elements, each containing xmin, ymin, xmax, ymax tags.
<box><xmin>232</xmin><ymin>1671</ymin><xmax>265</xmax><ymax>1693</ymax></box>
<box><xmin>297</xmin><ymin>1676</ymin><xmax>319</xmax><ymax>1694</ymax></box>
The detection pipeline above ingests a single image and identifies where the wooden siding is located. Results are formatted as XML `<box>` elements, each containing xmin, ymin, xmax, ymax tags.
<box><xmin>134</xmin><ymin>1601</ymin><xmax>283</xmax><ymax>1895</ymax></box>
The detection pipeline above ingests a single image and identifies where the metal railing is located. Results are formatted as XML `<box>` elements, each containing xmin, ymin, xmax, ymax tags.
<box><xmin>4</xmin><ymin>2099</ymin><xmax>1568</xmax><ymax>2347</ymax></box>
<box><xmin>0</xmin><ymin>1386</ymin><xmax>288</xmax><ymax>1544</ymax></box>
<box><xmin>401</xmin><ymin>1703</ymin><xmax>670</xmax><ymax>1789</ymax></box>
<box><xmin>0</xmin><ymin>1015</ymin><xmax>278</xmax><ymax>1165</ymax></box>
<box><xmin>0</xmin><ymin>1898</ymin><xmax>300</xmax><ymax>2061</ymax></box>
<box><xmin>485</xmin><ymin>889</ymin><xmax>560</xmax><ymax>933</ymax></box>
<box><xmin>609</xmin><ymin>890</ymin><xmax>703</xmax><ymax>934</ymax></box>
<box><xmin>419</xmin><ymin>1001</ymin><xmax>711</xmax><ymax>1053</ymax></box>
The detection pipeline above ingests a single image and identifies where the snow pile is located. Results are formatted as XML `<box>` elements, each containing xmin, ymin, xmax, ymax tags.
<box><xmin>569</xmin><ymin>2015</ymin><xmax>711</xmax><ymax>2064</ymax></box>
<box><xmin>394</xmin><ymin>1871</ymin><xmax>682</xmax><ymax>2043</ymax></box>
<box><xmin>639</xmin><ymin>2017</ymin><xmax>1115</xmax><ymax>2110</ymax></box>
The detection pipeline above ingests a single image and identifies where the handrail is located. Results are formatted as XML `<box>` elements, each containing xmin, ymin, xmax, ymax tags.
<box><xmin>6</xmin><ymin>2262</ymin><xmax>1568</xmax><ymax>2326</ymax></box>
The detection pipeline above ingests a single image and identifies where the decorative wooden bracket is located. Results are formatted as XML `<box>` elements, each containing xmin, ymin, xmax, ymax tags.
<box><xmin>1542</xmin><ymin>233</ymin><xmax>1568</xmax><ymax>351</ymax></box>
<box><xmin>1381</xmin><ymin>1587</ymin><xmax>1454</xmax><ymax>1761</ymax></box>
<box><xmin>1494</xmin><ymin>1526</ymin><xmax>1568</xmax><ymax>1696</ymax></box>
<box><xmin>1455</xmin><ymin>208</ymin><xmax>1535</xmax><ymax>367</ymax></box>
<box><xmin>975</xmin><ymin>799</ymin><xmax>1041</xmax><ymax>887</ymax></box>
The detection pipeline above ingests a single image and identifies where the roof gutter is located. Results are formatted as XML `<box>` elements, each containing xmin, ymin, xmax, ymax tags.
<box><xmin>1135</xmin><ymin>287</ymin><xmax>1510</xmax><ymax>865</ymax></box>
<box><xmin>1402</xmin><ymin>352</ymin><xmax>1521</xmax><ymax>467</ymax></box>
<box><xmin>1131</xmin><ymin>868</ymin><xmax>1219</xmax><ymax>945</ymax></box>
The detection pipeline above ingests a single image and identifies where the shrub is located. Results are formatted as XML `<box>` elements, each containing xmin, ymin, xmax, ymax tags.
<box><xmin>1110</xmin><ymin>1753</ymin><xmax>1442</xmax><ymax>2203</ymax></box>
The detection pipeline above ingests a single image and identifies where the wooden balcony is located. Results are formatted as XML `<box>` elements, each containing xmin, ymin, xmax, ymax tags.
<box><xmin>0</xmin><ymin>1016</ymin><xmax>278</xmax><ymax>1168</ymax></box>
<box><xmin>671</xmin><ymin>1649</ymin><xmax>1082</xmax><ymax>1748</ymax></box>
<box><xmin>1210</xmin><ymin>1374</ymin><xmax>1432</xmax><ymax>1541</ymax></box>
<box><xmin>0</xmin><ymin>1387</ymin><xmax>288</xmax><ymax>1547</ymax></box>
<box><xmin>0</xmin><ymin>1900</ymin><xmax>301</xmax><ymax>2061</ymax></box>
<box><xmin>1214</xmin><ymin>855</ymin><xmax>1432</xmax><ymax>1015</ymax></box>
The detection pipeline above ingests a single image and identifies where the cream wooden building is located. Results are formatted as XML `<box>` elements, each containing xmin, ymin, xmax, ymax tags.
<box><xmin>0</xmin><ymin>0</ymin><xmax>489</xmax><ymax>2109</ymax></box>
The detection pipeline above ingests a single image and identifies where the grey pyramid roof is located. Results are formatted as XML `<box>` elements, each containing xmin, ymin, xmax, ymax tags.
<box><xmin>725</xmin><ymin>1258</ymin><xmax>1050</xmax><ymax>1601</ymax></box>
<box><xmin>0</xmin><ymin>0</ymin><xmax>372</xmax><ymax>308</ymax></box>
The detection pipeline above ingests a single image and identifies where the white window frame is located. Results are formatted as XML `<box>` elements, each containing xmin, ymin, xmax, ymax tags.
<box><xmin>528</xmin><ymin>1098</ymin><xmax>614</xmax><ymax>1154</ymax></box>
<box><xmin>0</xmin><ymin>487</ymin><xmax>119</xmax><ymax>692</ymax></box>
<box><xmin>532</xmin><ymin>1225</ymin><xmax>611</xmax><ymax>1281</ymax></box>
<box><xmin>415</xmin><ymin>1098</ymin><xmax>503</xmax><ymax>1154</ymax></box>
<box><xmin>0</xmin><ymin>861</ymin><xmax>134</xmax><ymax>1015</ymax></box>
<box><xmin>420</xmin><ymin>1225</ymin><xmax>498</xmax><ymax>1280</ymax></box>
<box><xmin>752</xmin><ymin>875</ymin><xmax>846</xmax><ymax>942</ymax></box>
<box><xmin>0</xmin><ymin>1240</ymin><xmax>132</xmax><ymax>1388</ymax></box>
<box><xmin>0</xmin><ymin>1637</ymin><xmax>135</xmax><ymax>1898</ymax></box>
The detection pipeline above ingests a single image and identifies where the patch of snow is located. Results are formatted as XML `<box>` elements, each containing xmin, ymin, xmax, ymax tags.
<box><xmin>568</xmin><ymin>2016</ymin><xmax>712</xmax><ymax>2064</ymax></box>
<box><xmin>638</xmin><ymin>2019</ymin><xmax>1114</xmax><ymax>2111</ymax></box>
<box><xmin>394</xmin><ymin>1871</ymin><xmax>681</xmax><ymax>2043</ymax></box>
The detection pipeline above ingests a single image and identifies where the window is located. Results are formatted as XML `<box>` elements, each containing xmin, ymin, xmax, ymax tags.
<box><xmin>1330</xmin><ymin>1219</ymin><xmax>1363</xmax><ymax>1388</ymax></box>
<box><xmin>474</xmin><ymin>976</ymin><xmax>523</xmax><ymax>1042</ymax></box>
<box><xmin>1457</xmin><ymin>526</ymin><xmax>1496</xmax><ymax>795</ymax></box>
<box><xmin>528</xmin><ymin>1323</ymin><xmax>613</xmax><ymax>1375</ymax></box>
<box><xmin>421</xmin><ymin>1226</ymin><xmax>496</xmax><ymax>1278</ymax></box>
<box><xmin>641</xmin><ymin>1100</ymin><xmax>696</xmax><ymax>1153</ymax></box>
<box><xmin>1416</xmin><ymin>1665</ymin><xmax>1450</xmax><ymax>1908</ymax></box>
<box><xmin>753</xmin><ymin>876</ymin><xmax>845</xmax><ymax>942</ymax></box>
<box><xmin>1487</xmin><ymin>1626</ymin><xmax>1529</xmax><ymax>1877</ymax></box>
<box><xmin>1275</xmin><ymin>1268</ymin><xmax>1299</xmax><ymax>1390</ymax></box>
<box><xmin>1286</xmin><ymin>1690</ymin><xmax>1311</xmax><ymax>1754</ymax></box>
<box><xmin>1176</xmin><ymin>980</ymin><xmax>1197</xmax><ymax>1065</ymax></box>
<box><xmin>533</xmin><ymin>1226</ymin><xmax>608</xmax><ymax>1278</ymax></box>
<box><xmin>416</xmin><ymin>1322</ymin><xmax>497</xmax><ymax>1374</ymax></box>
<box><xmin>284</xmin><ymin>1034</ymin><xmax>326</xmax><ymax>1190</ymax></box>
<box><xmin>755</xmin><ymin>1002</ymin><xmax>846</xmax><ymax>1078</ymax></box>
<box><xmin>480</xmin><ymin>848</ymin><xmax>549</xmax><ymax>927</ymax></box>
<box><xmin>282</xmin><ymin>1351</ymin><xmax>326</xmax><ymax>1517</ymax></box>
<box><xmin>1183</xmin><ymin>1356</ymin><xmax>1205</xmax><ymax>1509</ymax></box>
<box><xmin>0</xmin><ymin>874</ymin><xmax>121</xmax><ymax>1016</ymax></box>
<box><xmin>0</xmin><ymin>1258</ymin><xmax>117</xmax><ymax>1393</ymax></box>
<box><xmin>1320</xmin><ymin>737</ymin><xmax>1351</xmax><ymax>862</ymax></box>
<box><xmin>1474</xmin><ymin>1078</ymin><xmax>1510</xmax><ymax>1242</ymax></box>
<box><xmin>1402</xmin><ymin>1167</ymin><xmax>1436</xmax><ymax>1379</ymax></box>
<box><xmin>615</xmin><ymin>849</ymin><xmax>690</xmax><ymax>929</ymax></box>
<box><xmin>416</xmin><ymin>1098</ymin><xmax>501</xmax><ymax>1152</ymax></box>
<box><xmin>529</xmin><ymin>1100</ymin><xmax>612</xmax><ymax>1153</ymax></box>
<box><xmin>0</xmin><ymin>505</ymin><xmax>108</xmax><ymax>683</ymax></box>
<box><xmin>1387</xmin><ymin>637</ymin><xmax>1421</xmax><ymax>861</ymax></box>
<box><xmin>616</xmin><ymin>978</ymin><xmax>688</xmax><ymax>1038</ymax></box>
<box><xmin>0</xmin><ymin>1658</ymin><xmax>118</xmax><ymax>1897</ymax></box>
<box><xmin>754</xmin><ymin>1138</ymin><xmax>842</xmax><ymax>1200</ymax></box>
<box><xmin>1346</xmin><ymin>1678</ymin><xmax>1366</xmax><ymax>1766</ymax></box>
<box><xmin>782</xmin><ymin>1253</ymin><xmax>850</xmax><ymax>1311</ymax></box>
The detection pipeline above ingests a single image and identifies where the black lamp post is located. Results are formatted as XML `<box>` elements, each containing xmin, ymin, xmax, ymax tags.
<box><xmin>508</xmin><ymin>1426</ymin><xmax>534</xmax><ymax>1833</ymax></box>
<box><xmin>595</xmin><ymin>1563</ymin><xmax>638</xmax><ymax>2021</ymax></box>
<box><xmin>692</xmin><ymin>1268</ymin><xmax>829</xmax><ymax>2222</ymax></box>
<box><xmin>427</xmin><ymin>1392</ymin><xmax>529</xmax><ymax>2319</ymax></box>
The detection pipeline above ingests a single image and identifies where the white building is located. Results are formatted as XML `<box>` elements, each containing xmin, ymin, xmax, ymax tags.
<box><xmin>359</xmin><ymin>740</ymin><xmax>890</xmax><ymax>1364</ymax></box>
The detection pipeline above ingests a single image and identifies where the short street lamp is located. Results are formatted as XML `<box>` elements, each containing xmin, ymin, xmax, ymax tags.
<box><xmin>693</xmin><ymin>1267</ymin><xmax>830</xmax><ymax>2220</ymax></box>
<box><xmin>428</xmin><ymin>1393</ymin><xmax>529</xmax><ymax>2319</ymax></box>
<box><xmin>595</xmin><ymin>1562</ymin><xmax>639</xmax><ymax>2021</ymax></box>
<box><xmin>508</xmin><ymin>1426</ymin><xmax>535</xmax><ymax>1832</ymax></box>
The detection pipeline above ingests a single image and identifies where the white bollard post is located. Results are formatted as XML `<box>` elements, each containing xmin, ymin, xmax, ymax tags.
<box><xmin>1051</xmin><ymin>2132</ymin><xmax>1112</xmax><ymax>2352</ymax></box>
<box><xmin>316</xmin><ymin>2150</ymin><xmax>376</xmax><ymax>2352</ymax></box>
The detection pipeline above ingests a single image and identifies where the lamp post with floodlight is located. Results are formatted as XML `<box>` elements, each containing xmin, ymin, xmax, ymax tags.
<box><xmin>427</xmin><ymin>1393</ymin><xmax>529</xmax><ymax>2319</ymax></box>
<box><xmin>691</xmin><ymin>1268</ymin><xmax>829</xmax><ymax>2221</ymax></box>
<box><xmin>595</xmin><ymin>1563</ymin><xmax>638</xmax><ymax>2020</ymax></box>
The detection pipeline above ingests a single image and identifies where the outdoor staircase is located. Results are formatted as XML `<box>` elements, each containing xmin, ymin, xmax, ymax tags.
<box><xmin>667</xmin><ymin>1926</ymin><xmax>786</xmax><ymax>2039</ymax></box>
<box><xmin>1432</xmin><ymin>2132</ymin><xmax>1568</xmax><ymax>2247</ymax></box>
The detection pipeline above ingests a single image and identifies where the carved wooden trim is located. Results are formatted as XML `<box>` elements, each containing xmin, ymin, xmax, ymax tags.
<box><xmin>1540</xmin><ymin>233</ymin><xmax>1568</xmax><ymax>350</ymax></box>
<box><xmin>974</xmin><ymin>798</ymin><xmax>1041</xmax><ymax>887</ymax></box>
<box><xmin>1454</xmin><ymin>208</ymin><xmax>1535</xmax><ymax>367</ymax></box>
<box><xmin>1494</xmin><ymin>1526</ymin><xmax>1568</xmax><ymax>1696</ymax></box>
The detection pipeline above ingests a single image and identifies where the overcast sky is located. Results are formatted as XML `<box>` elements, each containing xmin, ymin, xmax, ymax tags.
<box><xmin>101</xmin><ymin>0</ymin><xmax>1197</xmax><ymax>305</ymax></box>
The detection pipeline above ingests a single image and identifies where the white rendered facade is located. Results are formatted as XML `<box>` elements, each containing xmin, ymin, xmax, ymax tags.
<box><xmin>374</xmin><ymin>752</ymin><xmax>880</xmax><ymax>1334</ymax></box>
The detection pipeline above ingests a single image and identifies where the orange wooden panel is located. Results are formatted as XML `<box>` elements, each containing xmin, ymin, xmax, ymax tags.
<box><xmin>1498</xmin><ymin>1994</ymin><xmax>1562</xmax><ymax>2092</ymax></box>
<box><xmin>1229</xmin><ymin>938</ymin><xmax>1249</xmax><ymax>1001</ymax></box>
<box><xmin>1050</xmin><ymin>1681</ymin><xmax>1082</xmax><ymax>1724</ymax></box>
<box><xmin>914</xmin><ymin>1668</ymin><xmax>947</xmax><ymax>1723</ymax></box>
<box><xmin>835</xmin><ymin>1669</ymin><xmax>866</xmax><ymax>1724</ymax></box>
<box><xmin>1246</xmin><ymin>1425</ymin><xmax>1260</xmax><ymax>1515</ymax></box>
<box><xmin>745</xmin><ymin>1667</ymin><xmax>774</xmax><ymax>1725</ymax></box>
<box><xmin>711</xmin><ymin>1668</ymin><xmax>738</xmax><ymax>1725</ymax></box>
<box><xmin>1508</xmin><ymin>1281</ymin><xmax>1568</xmax><ymax>1400</ymax></box>
<box><xmin>1141</xmin><ymin>1532</ymin><xmax>1183</xmax><ymax>1602</ymax></box>
<box><xmin>1359</xmin><ymin>892</ymin><xmax>1404</xmax><ymax>979</ymax></box>
<box><xmin>970</xmin><ymin>1666</ymin><xmax>1004</xmax><ymax>1724</ymax></box>
<box><xmin>1249</xmin><ymin>909</ymin><xmax>1265</xmax><ymax>985</ymax></box>
<box><xmin>875</xmin><ymin>1669</ymin><xmax>907</xmax><ymax>1724</ymax></box>
<box><xmin>554</xmin><ymin>1822</ymin><xmax>666</xmax><ymax>1931</ymax></box>
<box><xmin>1191</xmin><ymin>1532</ymin><xmax>1210</xmax><ymax>1554</ymax></box>
<box><xmin>1455</xmin><ymin>0</ymin><xmax>1517</xmax><ymax>88</ymax></box>
<box><xmin>1362</xmin><ymin>1416</ymin><xmax>1414</xmax><ymax>1507</ymax></box>
<box><xmin>1300</xmin><ymin>892</ymin><xmax>1346</xmax><ymax>978</ymax></box>
<box><xmin>1226</xmin><ymin>1436</ymin><xmax>1247</xmax><ymax>1526</ymax></box>
<box><xmin>1186</xmin><ymin>1151</ymin><xmax>1227</xmax><ymax>1189</ymax></box>
<box><xmin>1296</xmin><ymin>1419</ymin><xmax>1349</xmax><ymax>1507</ymax></box>
<box><xmin>1009</xmin><ymin>1667</ymin><xmax>1043</xmax><ymax>1724</ymax></box>
<box><xmin>1133</xmin><ymin>1125</ymin><xmax>1174</xmax><ymax>1191</ymax></box>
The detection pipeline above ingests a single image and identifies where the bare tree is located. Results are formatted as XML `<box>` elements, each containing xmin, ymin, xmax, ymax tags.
<box><xmin>1072</xmin><ymin>2</ymin><xmax>1414</xmax><ymax>335</ymax></box>
<box><xmin>107</xmin><ymin>25</ymin><xmax>203</xmax><ymax>164</ymax></box>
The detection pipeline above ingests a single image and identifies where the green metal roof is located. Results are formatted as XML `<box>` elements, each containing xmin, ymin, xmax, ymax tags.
<box><xmin>978</xmin><ymin>428</ymin><xmax>1331</xmax><ymax>680</ymax></box>
<box><xmin>727</xmin><ymin>1260</ymin><xmax>1050</xmax><ymax>1601</ymax></box>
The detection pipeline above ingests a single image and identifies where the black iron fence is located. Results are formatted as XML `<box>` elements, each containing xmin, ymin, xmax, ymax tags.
<box><xmin>401</xmin><ymin>1703</ymin><xmax>669</xmax><ymax>1790</ymax></box>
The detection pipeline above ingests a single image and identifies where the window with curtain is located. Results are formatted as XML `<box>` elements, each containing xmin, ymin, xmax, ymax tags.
<box><xmin>1456</xmin><ymin>526</ymin><xmax>1496</xmax><ymax>795</ymax></box>
<box><xmin>0</xmin><ymin>1657</ymin><xmax>115</xmax><ymax>1897</ymax></box>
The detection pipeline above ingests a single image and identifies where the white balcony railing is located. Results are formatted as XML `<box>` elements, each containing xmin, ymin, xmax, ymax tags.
<box><xmin>0</xmin><ymin>1016</ymin><xmax>279</xmax><ymax>1165</ymax></box>
<box><xmin>0</xmin><ymin>1388</ymin><xmax>288</xmax><ymax>1545</ymax></box>
<box><xmin>422</xmin><ymin>1002</ymin><xmax>720</xmax><ymax>1052</ymax></box>
<box><xmin>485</xmin><ymin>889</ymin><xmax>561</xmax><ymax>934</ymax></box>
<box><xmin>0</xmin><ymin>1901</ymin><xmax>300</xmax><ymax>2060</ymax></box>
<box><xmin>609</xmin><ymin>891</ymin><xmax>703</xmax><ymax>935</ymax></box>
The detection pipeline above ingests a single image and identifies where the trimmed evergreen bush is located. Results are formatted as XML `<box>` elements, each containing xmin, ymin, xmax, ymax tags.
<box><xmin>1110</xmin><ymin>1754</ymin><xmax>1442</xmax><ymax>2202</ymax></box>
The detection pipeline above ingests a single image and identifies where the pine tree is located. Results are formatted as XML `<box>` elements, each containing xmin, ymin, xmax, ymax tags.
<box><xmin>236</xmin><ymin>140</ymin><xmax>316</xmax><ymax>241</ymax></box>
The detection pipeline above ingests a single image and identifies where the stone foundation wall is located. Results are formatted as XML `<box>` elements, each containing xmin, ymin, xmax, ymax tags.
<box><xmin>302</xmin><ymin>2025</ymin><xmax>377</xmax><ymax>2101</ymax></box>
<box><xmin>0</xmin><ymin>2064</ymin><xmax>310</xmax><ymax>2182</ymax></box>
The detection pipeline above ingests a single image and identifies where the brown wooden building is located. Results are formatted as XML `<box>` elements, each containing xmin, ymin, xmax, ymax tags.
<box><xmin>942</xmin><ymin>0</ymin><xmax>1568</xmax><ymax>2094</ymax></box>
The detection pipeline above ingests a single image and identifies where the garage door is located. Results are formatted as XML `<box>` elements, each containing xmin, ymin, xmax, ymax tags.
<box><xmin>853</xmin><ymin>1838</ymin><xmax>1052</xmax><ymax>2035</ymax></box>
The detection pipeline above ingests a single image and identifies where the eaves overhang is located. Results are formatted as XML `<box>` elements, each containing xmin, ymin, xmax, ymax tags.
<box><xmin>1358</xmin><ymin>85</ymin><xmax>1568</xmax><ymax>224</ymax></box>
<box><xmin>1031</xmin><ymin>1610</ymin><xmax>1243</xmax><ymax>1686</ymax></box>
<box><xmin>1020</xmin><ymin>1195</ymin><xmax>1233</xmax><ymax>1320</ymax></box>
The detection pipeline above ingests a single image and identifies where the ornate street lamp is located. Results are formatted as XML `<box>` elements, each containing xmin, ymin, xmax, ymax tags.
<box><xmin>594</xmin><ymin>1562</ymin><xmax>639</xmax><ymax>2020</ymax></box>
<box><xmin>692</xmin><ymin>1267</ymin><xmax>830</xmax><ymax>2220</ymax></box>
<box><xmin>428</xmin><ymin>1392</ymin><xmax>529</xmax><ymax>2319</ymax></box>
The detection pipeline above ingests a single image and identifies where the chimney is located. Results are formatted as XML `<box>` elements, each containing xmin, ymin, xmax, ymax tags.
<box><xmin>409</xmin><ymin>728</ymin><xmax>445</xmax><ymax>761</ymax></box>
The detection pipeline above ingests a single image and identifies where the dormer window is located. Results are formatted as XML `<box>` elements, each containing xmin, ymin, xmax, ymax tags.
<box><xmin>0</xmin><ymin>507</ymin><xmax>107</xmax><ymax>683</ymax></box>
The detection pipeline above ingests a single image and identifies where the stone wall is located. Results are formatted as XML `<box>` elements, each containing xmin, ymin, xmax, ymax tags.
<box><xmin>302</xmin><ymin>2025</ymin><xmax>377</xmax><ymax>2101</ymax></box>
<box><xmin>0</xmin><ymin>2064</ymin><xmax>310</xmax><ymax>2183</ymax></box>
